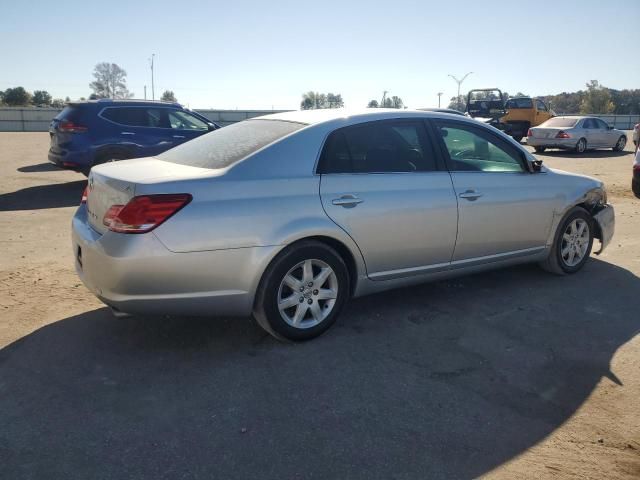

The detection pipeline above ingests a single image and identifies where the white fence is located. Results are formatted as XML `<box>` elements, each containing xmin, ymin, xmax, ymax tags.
<box><xmin>0</xmin><ymin>107</ymin><xmax>290</xmax><ymax>131</ymax></box>
<box><xmin>0</xmin><ymin>107</ymin><xmax>638</xmax><ymax>132</ymax></box>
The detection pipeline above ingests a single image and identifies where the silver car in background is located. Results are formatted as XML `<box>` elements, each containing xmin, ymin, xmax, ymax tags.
<box><xmin>72</xmin><ymin>109</ymin><xmax>614</xmax><ymax>341</ymax></box>
<box><xmin>527</xmin><ymin>116</ymin><xmax>627</xmax><ymax>153</ymax></box>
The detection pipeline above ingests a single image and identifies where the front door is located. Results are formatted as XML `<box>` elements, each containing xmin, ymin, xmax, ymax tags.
<box><xmin>319</xmin><ymin>119</ymin><xmax>458</xmax><ymax>279</ymax></box>
<box><xmin>432</xmin><ymin>119</ymin><xmax>556</xmax><ymax>263</ymax></box>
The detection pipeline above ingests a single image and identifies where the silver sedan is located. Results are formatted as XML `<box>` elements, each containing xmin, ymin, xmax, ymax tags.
<box><xmin>73</xmin><ymin>109</ymin><xmax>615</xmax><ymax>341</ymax></box>
<box><xmin>527</xmin><ymin>116</ymin><xmax>627</xmax><ymax>153</ymax></box>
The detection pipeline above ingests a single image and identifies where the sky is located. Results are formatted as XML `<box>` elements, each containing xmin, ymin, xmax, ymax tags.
<box><xmin>1</xmin><ymin>0</ymin><xmax>638</xmax><ymax>110</ymax></box>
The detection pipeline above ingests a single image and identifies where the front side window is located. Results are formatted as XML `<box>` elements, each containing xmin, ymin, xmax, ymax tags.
<box><xmin>506</xmin><ymin>98</ymin><xmax>533</xmax><ymax>109</ymax></box>
<box><xmin>536</xmin><ymin>99</ymin><xmax>547</xmax><ymax>111</ymax></box>
<box><xmin>435</xmin><ymin>122</ymin><xmax>524</xmax><ymax>173</ymax></box>
<box><xmin>595</xmin><ymin>119</ymin><xmax>609</xmax><ymax>130</ymax></box>
<box><xmin>169</xmin><ymin>110</ymin><xmax>209</xmax><ymax>131</ymax></box>
<box><xmin>318</xmin><ymin>120</ymin><xmax>436</xmax><ymax>174</ymax></box>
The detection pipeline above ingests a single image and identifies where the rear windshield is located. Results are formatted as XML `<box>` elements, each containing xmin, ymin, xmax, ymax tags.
<box><xmin>55</xmin><ymin>106</ymin><xmax>83</xmax><ymax>122</ymax></box>
<box><xmin>158</xmin><ymin>119</ymin><xmax>305</xmax><ymax>169</ymax></box>
<box><xmin>505</xmin><ymin>98</ymin><xmax>533</xmax><ymax>108</ymax></box>
<box><xmin>541</xmin><ymin>117</ymin><xmax>579</xmax><ymax>128</ymax></box>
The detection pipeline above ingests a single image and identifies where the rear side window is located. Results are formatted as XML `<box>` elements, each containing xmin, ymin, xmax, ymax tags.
<box><xmin>318</xmin><ymin>120</ymin><xmax>437</xmax><ymax>174</ymax></box>
<box><xmin>159</xmin><ymin>119</ymin><xmax>305</xmax><ymax>169</ymax></box>
<box><xmin>582</xmin><ymin>119</ymin><xmax>596</xmax><ymax>129</ymax></box>
<box><xmin>101</xmin><ymin>107</ymin><xmax>171</xmax><ymax>128</ymax></box>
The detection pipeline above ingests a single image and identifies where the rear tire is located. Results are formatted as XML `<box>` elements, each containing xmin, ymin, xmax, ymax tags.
<box><xmin>534</xmin><ymin>146</ymin><xmax>546</xmax><ymax>153</ymax></box>
<box><xmin>253</xmin><ymin>241</ymin><xmax>350</xmax><ymax>341</ymax></box>
<box><xmin>575</xmin><ymin>138</ymin><xmax>587</xmax><ymax>154</ymax></box>
<box><xmin>613</xmin><ymin>136</ymin><xmax>626</xmax><ymax>151</ymax></box>
<box><xmin>539</xmin><ymin>207</ymin><xmax>594</xmax><ymax>275</ymax></box>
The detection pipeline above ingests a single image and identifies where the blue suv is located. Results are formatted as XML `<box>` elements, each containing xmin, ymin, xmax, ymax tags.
<box><xmin>48</xmin><ymin>99</ymin><xmax>219</xmax><ymax>175</ymax></box>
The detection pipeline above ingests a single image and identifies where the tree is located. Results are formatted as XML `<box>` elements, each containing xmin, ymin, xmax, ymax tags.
<box><xmin>51</xmin><ymin>98</ymin><xmax>66</xmax><ymax>108</ymax></box>
<box><xmin>447</xmin><ymin>95</ymin><xmax>466</xmax><ymax>111</ymax></box>
<box><xmin>390</xmin><ymin>96</ymin><xmax>403</xmax><ymax>109</ymax></box>
<box><xmin>300</xmin><ymin>91</ymin><xmax>343</xmax><ymax>109</ymax></box>
<box><xmin>161</xmin><ymin>90</ymin><xmax>177</xmax><ymax>102</ymax></box>
<box><xmin>32</xmin><ymin>90</ymin><xmax>52</xmax><ymax>106</ymax></box>
<box><xmin>3</xmin><ymin>87</ymin><xmax>31</xmax><ymax>106</ymax></box>
<box><xmin>89</xmin><ymin>62</ymin><xmax>133</xmax><ymax>99</ymax></box>
<box><xmin>367</xmin><ymin>99</ymin><xmax>379</xmax><ymax>108</ymax></box>
<box><xmin>580</xmin><ymin>80</ymin><xmax>614</xmax><ymax>114</ymax></box>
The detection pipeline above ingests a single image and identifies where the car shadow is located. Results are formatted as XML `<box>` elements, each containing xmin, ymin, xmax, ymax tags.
<box><xmin>17</xmin><ymin>163</ymin><xmax>61</xmax><ymax>173</ymax></box>
<box><xmin>1</xmin><ymin>258</ymin><xmax>638</xmax><ymax>479</ymax></box>
<box><xmin>0</xmin><ymin>180</ymin><xmax>86</xmax><ymax>211</ymax></box>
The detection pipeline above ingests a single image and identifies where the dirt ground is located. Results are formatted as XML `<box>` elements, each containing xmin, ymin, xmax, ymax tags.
<box><xmin>0</xmin><ymin>132</ymin><xmax>638</xmax><ymax>479</ymax></box>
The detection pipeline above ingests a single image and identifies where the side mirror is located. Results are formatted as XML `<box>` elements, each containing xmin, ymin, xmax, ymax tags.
<box><xmin>530</xmin><ymin>159</ymin><xmax>543</xmax><ymax>172</ymax></box>
<box><xmin>607</xmin><ymin>125</ymin><xmax>614</xmax><ymax>130</ymax></box>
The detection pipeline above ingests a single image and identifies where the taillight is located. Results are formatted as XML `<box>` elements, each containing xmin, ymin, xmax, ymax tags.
<box><xmin>58</xmin><ymin>121</ymin><xmax>88</xmax><ymax>133</ymax></box>
<box><xmin>633</xmin><ymin>163</ymin><xmax>640</xmax><ymax>172</ymax></box>
<box><xmin>527</xmin><ymin>128</ymin><xmax>533</xmax><ymax>137</ymax></box>
<box><xmin>102</xmin><ymin>194</ymin><xmax>192</xmax><ymax>233</ymax></box>
<box><xmin>556</xmin><ymin>131</ymin><xmax>571</xmax><ymax>139</ymax></box>
<box><xmin>81</xmin><ymin>186</ymin><xmax>88</xmax><ymax>204</ymax></box>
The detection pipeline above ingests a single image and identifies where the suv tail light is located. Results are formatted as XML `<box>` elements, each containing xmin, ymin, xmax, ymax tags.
<box><xmin>555</xmin><ymin>131</ymin><xmax>571</xmax><ymax>139</ymax></box>
<box><xmin>633</xmin><ymin>163</ymin><xmax>640</xmax><ymax>172</ymax></box>
<box><xmin>58</xmin><ymin>121</ymin><xmax>88</xmax><ymax>133</ymax></box>
<box><xmin>527</xmin><ymin>128</ymin><xmax>533</xmax><ymax>137</ymax></box>
<box><xmin>102</xmin><ymin>194</ymin><xmax>192</xmax><ymax>233</ymax></box>
<box><xmin>80</xmin><ymin>186</ymin><xmax>88</xmax><ymax>204</ymax></box>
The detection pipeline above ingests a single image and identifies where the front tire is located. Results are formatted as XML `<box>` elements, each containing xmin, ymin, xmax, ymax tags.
<box><xmin>253</xmin><ymin>241</ymin><xmax>350</xmax><ymax>341</ymax></box>
<box><xmin>540</xmin><ymin>207</ymin><xmax>594</xmax><ymax>275</ymax></box>
<box><xmin>613</xmin><ymin>136</ymin><xmax>626</xmax><ymax>151</ymax></box>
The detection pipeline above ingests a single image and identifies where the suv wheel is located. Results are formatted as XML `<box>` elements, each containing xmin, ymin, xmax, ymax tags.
<box><xmin>253</xmin><ymin>241</ymin><xmax>350</xmax><ymax>341</ymax></box>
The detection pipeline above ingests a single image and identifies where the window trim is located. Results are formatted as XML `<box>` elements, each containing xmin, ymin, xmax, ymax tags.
<box><xmin>427</xmin><ymin>118</ymin><xmax>530</xmax><ymax>174</ymax></box>
<box><xmin>99</xmin><ymin>106</ymin><xmax>205</xmax><ymax>130</ymax></box>
<box><xmin>315</xmin><ymin>118</ymin><xmax>444</xmax><ymax>175</ymax></box>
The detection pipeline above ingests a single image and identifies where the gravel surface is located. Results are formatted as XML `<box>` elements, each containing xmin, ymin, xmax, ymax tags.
<box><xmin>0</xmin><ymin>132</ymin><xmax>638</xmax><ymax>479</ymax></box>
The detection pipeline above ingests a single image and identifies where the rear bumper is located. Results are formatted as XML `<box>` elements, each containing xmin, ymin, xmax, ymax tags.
<box><xmin>48</xmin><ymin>148</ymin><xmax>92</xmax><ymax>170</ymax></box>
<box><xmin>526</xmin><ymin>137</ymin><xmax>576</xmax><ymax>149</ymax></box>
<box><xmin>71</xmin><ymin>206</ymin><xmax>278</xmax><ymax>318</ymax></box>
<box><xmin>593</xmin><ymin>204</ymin><xmax>615</xmax><ymax>254</ymax></box>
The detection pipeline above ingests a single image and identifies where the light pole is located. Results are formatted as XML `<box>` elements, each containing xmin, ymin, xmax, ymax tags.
<box><xmin>149</xmin><ymin>54</ymin><xmax>156</xmax><ymax>100</ymax></box>
<box><xmin>448</xmin><ymin>72</ymin><xmax>473</xmax><ymax>110</ymax></box>
<box><xmin>437</xmin><ymin>92</ymin><xmax>443</xmax><ymax>108</ymax></box>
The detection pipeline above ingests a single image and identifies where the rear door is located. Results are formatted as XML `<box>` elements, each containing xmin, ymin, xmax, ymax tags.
<box><xmin>167</xmin><ymin>109</ymin><xmax>211</xmax><ymax>146</ymax></box>
<box><xmin>431</xmin><ymin>119</ymin><xmax>556</xmax><ymax>263</ymax></box>
<box><xmin>100</xmin><ymin>106</ymin><xmax>175</xmax><ymax>156</ymax></box>
<box><xmin>319</xmin><ymin>119</ymin><xmax>458</xmax><ymax>279</ymax></box>
<box><xmin>581</xmin><ymin>118</ymin><xmax>601</xmax><ymax>146</ymax></box>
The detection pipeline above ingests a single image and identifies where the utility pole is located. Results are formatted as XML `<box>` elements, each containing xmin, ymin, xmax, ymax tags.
<box><xmin>448</xmin><ymin>72</ymin><xmax>473</xmax><ymax>110</ymax></box>
<box><xmin>150</xmin><ymin>54</ymin><xmax>156</xmax><ymax>101</ymax></box>
<box><xmin>437</xmin><ymin>92</ymin><xmax>443</xmax><ymax>108</ymax></box>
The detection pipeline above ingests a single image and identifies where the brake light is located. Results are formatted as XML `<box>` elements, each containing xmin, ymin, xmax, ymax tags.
<box><xmin>527</xmin><ymin>128</ymin><xmax>533</xmax><ymax>137</ymax></box>
<box><xmin>556</xmin><ymin>131</ymin><xmax>571</xmax><ymax>139</ymax></box>
<box><xmin>58</xmin><ymin>121</ymin><xmax>88</xmax><ymax>133</ymax></box>
<box><xmin>102</xmin><ymin>194</ymin><xmax>192</xmax><ymax>233</ymax></box>
<box><xmin>634</xmin><ymin>163</ymin><xmax>640</xmax><ymax>172</ymax></box>
<box><xmin>81</xmin><ymin>186</ymin><xmax>88</xmax><ymax>204</ymax></box>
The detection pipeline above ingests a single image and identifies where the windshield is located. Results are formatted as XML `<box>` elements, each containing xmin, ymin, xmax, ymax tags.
<box><xmin>158</xmin><ymin>119</ymin><xmax>305</xmax><ymax>169</ymax></box>
<box><xmin>541</xmin><ymin>117</ymin><xmax>579</xmax><ymax>128</ymax></box>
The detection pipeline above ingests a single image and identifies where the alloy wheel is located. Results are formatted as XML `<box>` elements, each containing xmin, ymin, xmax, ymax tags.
<box><xmin>277</xmin><ymin>259</ymin><xmax>338</xmax><ymax>329</ymax></box>
<box><xmin>560</xmin><ymin>218</ymin><xmax>590</xmax><ymax>267</ymax></box>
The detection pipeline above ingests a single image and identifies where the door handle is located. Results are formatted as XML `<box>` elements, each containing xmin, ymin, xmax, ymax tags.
<box><xmin>332</xmin><ymin>194</ymin><xmax>363</xmax><ymax>208</ymax></box>
<box><xmin>459</xmin><ymin>190</ymin><xmax>483</xmax><ymax>201</ymax></box>
<box><xmin>173</xmin><ymin>135</ymin><xmax>186</xmax><ymax>139</ymax></box>
<box><xmin>121</xmin><ymin>132</ymin><xmax>135</xmax><ymax>135</ymax></box>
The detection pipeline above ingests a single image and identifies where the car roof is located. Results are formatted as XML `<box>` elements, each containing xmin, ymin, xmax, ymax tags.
<box><xmin>68</xmin><ymin>99</ymin><xmax>182</xmax><ymax>108</ymax></box>
<box><xmin>251</xmin><ymin>108</ymin><xmax>470</xmax><ymax>126</ymax></box>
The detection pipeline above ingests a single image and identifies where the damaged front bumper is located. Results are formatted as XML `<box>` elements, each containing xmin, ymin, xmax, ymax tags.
<box><xmin>593</xmin><ymin>204</ymin><xmax>615</xmax><ymax>254</ymax></box>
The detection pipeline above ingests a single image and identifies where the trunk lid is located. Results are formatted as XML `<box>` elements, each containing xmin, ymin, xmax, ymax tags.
<box><xmin>529</xmin><ymin>127</ymin><xmax>565</xmax><ymax>139</ymax></box>
<box><xmin>85</xmin><ymin>157</ymin><xmax>213</xmax><ymax>234</ymax></box>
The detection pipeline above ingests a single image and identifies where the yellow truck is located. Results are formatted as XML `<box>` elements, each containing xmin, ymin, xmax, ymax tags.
<box><xmin>501</xmin><ymin>97</ymin><xmax>555</xmax><ymax>142</ymax></box>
